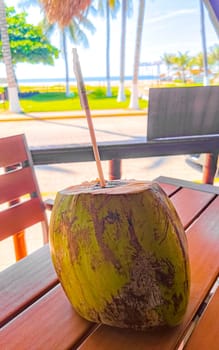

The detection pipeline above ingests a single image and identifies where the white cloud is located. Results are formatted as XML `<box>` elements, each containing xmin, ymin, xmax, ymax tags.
<box><xmin>146</xmin><ymin>9</ymin><xmax>197</xmax><ymax>24</ymax></box>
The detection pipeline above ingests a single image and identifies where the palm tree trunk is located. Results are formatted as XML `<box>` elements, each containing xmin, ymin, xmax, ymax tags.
<box><xmin>0</xmin><ymin>0</ymin><xmax>21</xmax><ymax>113</ymax></box>
<box><xmin>182</xmin><ymin>68</ymin><xmax>186</xmax><ymax>83</ymax></box>
<box><xmin>62</xmin><ymin>30</ymin><xmax>71</xmax><ymax>96</ymax></box>
<box><xmin>106</xmin><ymin>1</ymin><xmax>112</xmax><ymax>97</ymax></box>
<box><xmin>200</xmin><ymin>0</ymin><xmax>209</xmax><ymax>86</ymax></box>
<box><xmin>117</xmin><ymin>0</ymin><xmax>127</xmax><ymax>102</ymax></box>
<box><xmin>202</xmin><ymin>0</ymin><xmax>219</xmax><ymax>37</ymax></box>
<box><xmin>129</xmin><ymin>0</ymin><xmax>146</xmax><ymax>109</ymax></box>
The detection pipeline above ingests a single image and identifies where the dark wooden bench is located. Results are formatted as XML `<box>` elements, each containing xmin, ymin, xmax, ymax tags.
<box><xmin>147</xmin><ymin>86</ymin><xmax>219</xmax><ymax>184</ymax></box>
<box><xmin>148</xmin><ymin>86</ymin><xmax>219</xmax><ymax>139</ymax></box>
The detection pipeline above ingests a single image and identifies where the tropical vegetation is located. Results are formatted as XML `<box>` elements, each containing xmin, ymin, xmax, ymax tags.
<box><xmin>0</xmin><ymin>6</ymin><xmax>59</xmax><ymax>65</ymax></box>
<box><xmin>0</xmin><ymin>85</ymin><xmax>148</xmax><ymax>113</ymax></box>
<box><xmin>161</xmin><ymin>45</ymin><xmax>219</xmax><ymax>83</ymax></box>
<box><xmin>0</xmin><ymin>0</ymin><xmax>218</xmax><ymax>114</ymax></box>
<box><xmin>117</xmin><ymin>0</ymin><xmax>132</xmax><ymax>102</ymax></box>
<box><xmin>19</xmin><ymin>0</ymin><xmax>96</xmax><ymax>97</ymax></box>
<box><xmin>0</xmin><ymin>2</ymin><xmax>21</xmax><ymax>112</ymax></box>
<box><xmin>0</xmin><ymin>3</ymin><xmax>58</xmax><ymax>112</ymax></box>
<box><xmin>97</xmin><ymin>0</ymin><xmax>120</xmax><ymax>97</ymax></box>
<box><xmin>129</xmin><ymin>0</ymin><xmax>146</xmax><ymax>109</ymax></box>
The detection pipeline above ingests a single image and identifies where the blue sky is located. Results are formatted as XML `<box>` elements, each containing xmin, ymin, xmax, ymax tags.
<box><xmin>0</xmin><ymin>0</ymin><xmax>218</xmax><ymax>80</ymax></box>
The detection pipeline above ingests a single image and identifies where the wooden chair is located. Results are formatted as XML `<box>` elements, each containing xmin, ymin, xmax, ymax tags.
<box><xmin>0</xmin><ymin>134</ymin><xmax>49</xmax><ymax>261</ymax></box>
<box><xmin>147</xmin><ymin>85</ymin><xmax>219</xmax><ymax>184</ymax></box>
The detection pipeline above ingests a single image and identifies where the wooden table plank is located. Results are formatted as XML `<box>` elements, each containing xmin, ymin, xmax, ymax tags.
<box><xmin>156</xmin><ymin>181</ymin><xmax>179</xmax><ymax>196</ymax></box>
<box><xmin>153</xmin><ymin>181</ymin><xmax>215</xmax><ymax>229</ymax></box>
<box><xmin>185</xmin><ymin>197</ymin><xmax>219</xmax><ymax>315</ymax></box>
<box><xmin>170</xmin><ymin>188</ymin><xmax>215</xmax><ymax>229</ymax></box>
<box><xmin>0</xmin><ymin>245</ymin><xmax>58</xmax><ymax>327</ymax></box>
<box><xmin>1</xmin><ymin>285</ymin><xmax>96</xmax><ymax>350</ymax></box>
<box><xmin>184</xmin><ymin>287</ymin><xmax>219</xmax><ymax>350</ymax></box>
<box><xmin>158</xmin><ymin>179</ymin><xmax>216</xmax><ymax>228</ymax></box>
<box><xmin>77</xmin><ymin>197</ymin><xmax>219</xmax><ymax>350</ymax></box>
<box><xmin>156</xmin><ymin>176</ymin><xmax>219</xmax><ymax>195</ymax></box>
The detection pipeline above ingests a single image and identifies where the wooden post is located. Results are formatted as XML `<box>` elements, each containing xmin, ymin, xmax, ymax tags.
<box><xmin>109</xmin><ymin>159</ymin><xmax>121</xmax><ymax>180</ymax></box>
<box><xmin>202</xmin><ymin>153</ymin><xmax>218</xmax><ymax>184</ymax></box>
<box><xmin>13</xmin><ymin>231</ymin><xmax>27</xmax><ymax>261</ymax></box>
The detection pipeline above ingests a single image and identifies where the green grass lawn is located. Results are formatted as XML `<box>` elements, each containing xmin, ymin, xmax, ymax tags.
<box><xmin>1</xmin><ymin>82</ymin><xmax>217</xmax><ymax>113</ymax></box>
<box><xmin>0</xmin><ymin>85</ymin><xmax>148</xmax><ymax>113</ymax></box>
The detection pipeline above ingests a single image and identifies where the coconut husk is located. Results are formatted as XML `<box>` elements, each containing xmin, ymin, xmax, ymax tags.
<box><xmin>40</xmin><ymin>0</ymin><xmax>92</xmax><ymax>26</ymax></box>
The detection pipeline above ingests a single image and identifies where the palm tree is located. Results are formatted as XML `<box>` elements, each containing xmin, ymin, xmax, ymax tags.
<box><xmin>19</xmin><ymin>0</ymin><xmax>96</xmax><ymax>96</ymax></box>
<box><xmin>171</xmin><ymin>51</ymin><xmax>192</xmax><ymax>83</ymax></box>
<box><xmin>117</xmin><ymin>0</ymin><xmax>132</xmax><ymax>102</ymax></box>
<box><xmin>208</xmin><ymin>44</ymin><xmax>219</xmax><ymax>80</ymax></box>
<box><xmin>117</xmin><ymin>0</ymin><xmax>127</xmax><ymax>102</ymax></box>
<box><xmin>191</xmin><ymin>52</ymin><xmax>204</xmax><ymax>69</ymax></box>
<box><xmin>97</xmin><ymin>0</ymin><xmax>119</xmax><ymax>97</ymax></box>
<box><xmin>106</xmin><ymin>1</ymin><xmax>112</xmax><ymax>97</ymax></box>
<box><xmin>0</xmin><ymin>1</ymin><xmax>21</xmax><ymax>112</ymax></box>
<box><xmin>160</xmin><ymin>53</ymin><xmax>175</xmax><ymax>80</ymax></box>
<box><xmin>202</xmin><ymin>0</ymin><xmax>219</xmax><ymax>37</ymax></box>
<box><xmin>43</xmin><ymin>14</ymin><xmax>96</xmax><ymax>96</ymax></box>
<box><xmin>208</xmin><ymin>44</ymin><xmax>219</xmax><ymax>65</ymax></box>
<box><xmin>189</xmin><ymin>52</ymin><xmax>205</xmax><ymax>79</ymax></box>
<box><xmin>129</xmin><ymin>0</ymin><xmax>146</xmax><ymax>109</ymax></box>
<box><xmin>61</xmin><ymin>29</ymin><xmax>70</xmax><ymax>96</ymax></box>
<box><xmin>199</xmin><ymin>0</ymin><xmax>209</xmax><ymax>86</ymax></box>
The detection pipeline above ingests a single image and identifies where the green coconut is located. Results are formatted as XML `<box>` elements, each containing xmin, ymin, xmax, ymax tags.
<box><xmin>49</xmin><ymin>180</ymin><xmax>190</xmax><ymax>330</ymax></box>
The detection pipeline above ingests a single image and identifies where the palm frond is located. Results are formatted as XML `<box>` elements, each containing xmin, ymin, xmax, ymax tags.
<box><xmin>68</xmin><ymin>20</ymin><xmax>89</xmax><ymax>48</ymax></box>
<box><xmin>40</xmin><ymin>16</ymin><xmax>56</xmax><ymax>36</ymax></box>
<box><xmin>18</xmin><ymin>0</ymin><xmax>40</xmax><ymax>8</ymax></box>
<box><xmin>97</xmin><ymin>0</ymin><xmax>105</xmax><ymax>17</ymax></box>
<box><xmin>77</xmin><ymin>17</ymin><xmax>96</xmax><ymax>34</ymax></box>
<box><xmin>127</xmin><ymin>0</ymin><xmax>133</xmax><ymax>18</ymax></box>
<box><xmin>39</xmin><ymin>0</ymin><xmax>92</xmax><ymax>26</ymax></box>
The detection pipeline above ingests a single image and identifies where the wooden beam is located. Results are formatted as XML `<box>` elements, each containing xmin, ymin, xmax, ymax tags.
<box><xmin>30</xmin><ymin>136</ymin><xmax>219</xmax><ymax>165</ymax></box>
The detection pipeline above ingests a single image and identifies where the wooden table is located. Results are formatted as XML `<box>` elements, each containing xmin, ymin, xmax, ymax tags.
<box><xmin>1</xmin><ymin>176</ymin><xmax>219</xmax><ymax>350</ymax></box>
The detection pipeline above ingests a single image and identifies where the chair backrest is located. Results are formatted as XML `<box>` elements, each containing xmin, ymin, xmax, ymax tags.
<box><xmin>0</xmin><ymin>134</ymin><xmax>48</xmax><ymax>246</ymax></box>
<box><xmin>147</xmin><ymin>85</ymin><xmax>219</xmax><ymax>140</ymax></box>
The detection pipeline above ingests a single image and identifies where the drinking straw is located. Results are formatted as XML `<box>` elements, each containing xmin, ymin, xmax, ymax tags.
<box><xmin>73</xmin><ymin>48</ymin><xmax>106</xmax><ymax>188</ymax></box>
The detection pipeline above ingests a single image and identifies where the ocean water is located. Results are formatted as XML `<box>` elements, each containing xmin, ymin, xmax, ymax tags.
<box><xmin>18</xmin><ymin>75</ymin><xmax>159</xmax><ymax>85</ymax></box>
